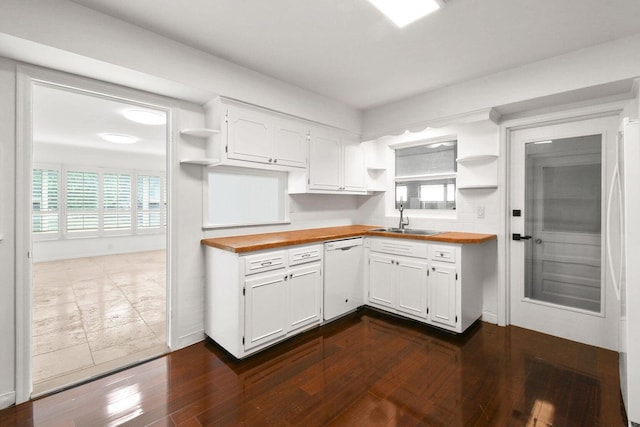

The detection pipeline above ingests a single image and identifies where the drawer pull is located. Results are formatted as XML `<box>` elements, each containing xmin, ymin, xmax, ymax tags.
<box><xmin>261</xmin><ymin>261</ymin><xmax>273</xmax><ymax>267</ymax></box>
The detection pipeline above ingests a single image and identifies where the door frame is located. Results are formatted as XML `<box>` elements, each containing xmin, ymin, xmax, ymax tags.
<box><xmin>500</xmin><ymin>100</ymin><xmax>627</xmax><ymax>331</ymax></box>
<box><xmin>15</xmin><ymin>64</ymin><xmax>179</xmax><ymax>403</ymax></box>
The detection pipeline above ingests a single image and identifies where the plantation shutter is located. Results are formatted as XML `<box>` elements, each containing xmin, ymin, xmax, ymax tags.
<box><xmin>137</xmin><ymin>174</ymin><xmax>162</xmax><ymax>229</ymax></box>
<box><xmin>32</xmin><ymin>168</ymin><xmax>60</xmax><ymax>233</ymax></box>
<box><xmin>66</xmin><ymin>170</ymin><xmax>99</xmax><ymax>232</ymax></box>
<box><xmin>103</xmin><ymin>173</ymin><xmax>132</xmax><ymax>230</ymax></box>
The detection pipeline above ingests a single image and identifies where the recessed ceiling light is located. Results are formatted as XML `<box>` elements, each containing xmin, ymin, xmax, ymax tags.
<box><xmin>100</xmin><ymin>133</ymin><xmax>139</xmax><ymax>144</ymax></box>
<box><xmin>122</xmin><ymin>108</ymin><xmax>166</xmax><ymax>125</ymax></box>
<box><xmin>367</xmin><ymin>0</ymin><xmax>441</xmax><ymax>28</ymax></box>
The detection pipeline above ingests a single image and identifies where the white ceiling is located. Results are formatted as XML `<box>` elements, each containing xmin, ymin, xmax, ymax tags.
<box><xmin>68</xmin><ymin>0</ymin><xmax>640</xmax><ymax>110</ymax></box>
<box><xmin>33</xmin><ymin>84</ymin><xmax>167</xmax><ymax>154</ymax></box>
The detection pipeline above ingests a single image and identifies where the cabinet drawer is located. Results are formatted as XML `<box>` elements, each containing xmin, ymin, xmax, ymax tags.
<box><xmin>244</xmin><ymin>251</ymin><xmax>286</xmax><ymax>275</ymax></box>
<box><xmin>369</xmin><ymin>238</ymin><xmax>428</xmax><ymax>258</ymax></box>
<box><xmin>289</xmin><ymin>245</ymin><xmax>322</xmax><ymax>266</ymax></box>
<box><xmin>430</xmin><ymin>245</ymin><xmax>456</xmax><ymax>263</ymax></box>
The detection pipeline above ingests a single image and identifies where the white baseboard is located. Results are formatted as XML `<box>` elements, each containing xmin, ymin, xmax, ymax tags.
<box><xmin>482</xmin><ymin>311</ymin><xmax>498</xmax><ymax>325</ymax></box>
<box><xmin>177</xmin><ymin>330</ymin><xmax>205</xmax><ymax>350</ymax></box>
<box><xmin>0</xmin><ymin>391</ymin><xmax>16</xmax><ymax>409</ymax></box>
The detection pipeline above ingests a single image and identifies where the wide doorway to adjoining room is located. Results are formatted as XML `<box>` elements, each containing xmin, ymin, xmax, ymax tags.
<box><xmin>30</xmin><ymin>82</ymin><xmax>169</xmax><ymax>396</ymax></box>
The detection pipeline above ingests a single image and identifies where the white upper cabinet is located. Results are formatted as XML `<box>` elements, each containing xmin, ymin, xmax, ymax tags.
<box><xmin>226</xmin><ymin>106</ymin><xmax>272</xmax><ymax>164</ymax></box>
<box><xmin>308</xmin><ymin>129</ymin><xmax>342</xmax><ymax>191</ymax></box>
<box><xmin>342</xmin><ymin>136</ymin><xmax>367</xmax><ymax>191</ymax></box>
<box><xmin>272</xmin><ymin>118</ymin><xmax>309</xmax><ymax>168</ymax></box>
<box><xmin>225</xmin><ymin>105</ymin><xmax>308</xmax><ymax>168</ymax></box>
<box><xmin>293</xmin><ymin>127</ymin><xmax>366</xmax><ymax>194</ymax></box>
<box><xmin>203</xmin><ymin>98</ymin><xmax>309</xmax><ymax>170</ymax></box>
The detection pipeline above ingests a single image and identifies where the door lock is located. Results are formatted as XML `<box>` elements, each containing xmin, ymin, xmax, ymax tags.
<box><xmin>512</xmin><ymin>233</ymin><xmax>533</xmax><ymax>241</ymax></box>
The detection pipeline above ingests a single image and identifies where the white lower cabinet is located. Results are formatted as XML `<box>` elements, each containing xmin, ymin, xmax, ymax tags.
<box><xmin>205</xmin><ymin>244</ymin><xmax>323</xmax><ymax>358</ymax></box>
<box><xmin>429</xmin><ymin>262</ymin><xmax>457</xmax><ymax>328</ymax></box>
<box><xmin>288</xmin><ymin>264</ymin><xmax>323</xmax><ymax>333</ymax></box>
<box><xmin>367</xmin><ymin>238</ymin><xmax>484</xmax><ymax>333</ymax></box>
<box><xmin>368</xmin><ymin>253</ymin><xmax>396</xmax><ymax>309</ymax></box>
<box><xmin>396</xmin><ymin>257</ymin><xmax>429</xmax><ymax>319</ymax></box>
<box><xmin>368</xmin><ymin>252</ymin><xmax>429</xmax><ymax>320</ymax></box>
<box><xmin>244</xmin><ymin>271</ymin><xmax>288</xmax><ymax>350</ymax></box>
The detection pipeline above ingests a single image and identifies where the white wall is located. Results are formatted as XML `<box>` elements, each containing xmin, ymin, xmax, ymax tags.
<box><xmin>362</xmin><ymin>34</ymin><xmax>640</xmax><ymax>139</ymax></box>
<box><xmin>0</xmin><ymin>0</ymin><xmax>362</xmax><ymax>134</ymax></box>
<box><xmin>0</xmin><ymin>57</ymin><xmax>17</xmax><ymax>408</ymax></box>
<box><xmin>32</xmin><ymin>143</ymin><xmax>166</xmax><ymax>262</ymax></box>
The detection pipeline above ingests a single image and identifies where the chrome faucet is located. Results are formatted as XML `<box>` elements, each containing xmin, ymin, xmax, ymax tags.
<box><xmin>398</xmin><ymin>202</ymin><xmax>409</xmax><ymax>230</ymax></box>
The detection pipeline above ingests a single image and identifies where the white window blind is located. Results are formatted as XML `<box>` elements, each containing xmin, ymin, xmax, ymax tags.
<box><xmin>394</xmin><ymin>140</ymin><xmax>457</xmax><ymax>210</ymax></box>
<box><xmin>66</xmin><ymin>170</ymin><xmax>99</xmax><ymax>232</ymax></box>
<box><xmin>103</xmin><ymin>173</ymin><xmax>132</xmax><ymax>231</ymax></box>
<box><xmin>137</xmin><ymin>174</ymin><xmax>162</xmax><ymax>229</ymax></box>
<box><xmin>32</xmin><ymin>168</ymin><xmax>60</xmax><ymax>234</ymax></box>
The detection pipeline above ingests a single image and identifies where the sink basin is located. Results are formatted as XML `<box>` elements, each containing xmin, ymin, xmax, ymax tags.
<box><xmin>371</xmin><ymin>228</ymin><xmax>442</xmax><ymax>236</ymax></box>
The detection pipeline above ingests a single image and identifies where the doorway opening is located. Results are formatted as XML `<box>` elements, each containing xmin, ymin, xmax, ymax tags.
<box><xmin>30</xmin><ymin>82</ymin><xmax>169</xmax><ymax>396</ymax></box>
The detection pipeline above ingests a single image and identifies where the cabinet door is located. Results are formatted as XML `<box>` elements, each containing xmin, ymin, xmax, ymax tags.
<box><xmin>244</xmin><ymin>271</ymin><xmax>288</xmax><ymax>350</ymax></box>
<box><xmin>226</xmin><ymin>106</ymin><xmax>272</xmax><ymax>164</ymax></box>
<box><xmin>308</xmin><ymin>130</ymin><xmax>341</xmax><ymax>191</ymax></box>
<box><xmin>288</xmin><ymin>263</ymin><xmax>322</xmax><ymax>333</ymax></box>
<box><xmin>273</xmin><ymin>119</ymin><xmax>308</xmax><ymax>168</ymax></box>
<box><xmin>342</xmin><ymin>140</ymin><xmax>366</xmax><ymax>192</ymax></box>
<box><xmin>429</xmin><ymin>263</ymin><xmax>457</xmax><ymax>328</ymax></box>
<box><xmin>396</xmin><ymin>256</ymin><xmax>429</xmax><ymax>319</ymax></box>
<box><xmin>368</xmin><ymin>253</ymin><xmax>395</xmax><ymax>309</ymax></box>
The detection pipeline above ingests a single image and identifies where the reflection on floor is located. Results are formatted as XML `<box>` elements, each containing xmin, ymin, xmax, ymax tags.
<box><xmin>4</xmin><ymin>308</ymin><xmax>627</xmax><ymax>426</ymax></box>
<box><xmin>32</xmin><ymin>250</ymin><xmax>167</xmax><ymax>396</ymax></box>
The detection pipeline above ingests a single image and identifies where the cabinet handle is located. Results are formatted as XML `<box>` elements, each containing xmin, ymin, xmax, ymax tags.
<box><xmin>273</xmin><ymin>159</ymin><xmax>278</xmax><ymax>163</ymax></box>
<box><xmin>289</xmin><ymin>273</ymin><xmax>293</xmax><ymax>279</ymax></box>
<box><xmin>268</xmin><ymin>158</ymin><xmax>273</xmax><ymax>163</ymax></box>
<box><xmin>432</xmin><ymin>267</ymin><xmax>435</xmax><ymax>271</ymax></box>
<box><xmin>284</xmin><ymin>275</ymin><xmax>288</xmax><ymax>281</ymax></box>
<box><xmin>261</xmin><ymin>261</ymin><xmax>272</xmax><ymax>266</ymax></box>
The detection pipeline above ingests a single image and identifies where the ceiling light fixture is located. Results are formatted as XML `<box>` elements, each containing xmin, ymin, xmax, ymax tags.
<box><xmin>122</xmin><ymin>108</ymin><xmax>166</xmax><ymax>125</ymax></box>
<box><xmin>367</xmin><ymin>0</ymin><xmax>441</xmax><ymax>28</ymax></box>
<box><xmin>100</xmin><ymin>133</ymin><xmax>139</xmax><ymax>144</ymax></box>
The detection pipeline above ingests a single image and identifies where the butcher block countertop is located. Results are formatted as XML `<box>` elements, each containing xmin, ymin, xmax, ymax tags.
<box><xmin>201</xmin><ymin>225</ymin><xmax>496</xmax><ymax>253</ymax></box>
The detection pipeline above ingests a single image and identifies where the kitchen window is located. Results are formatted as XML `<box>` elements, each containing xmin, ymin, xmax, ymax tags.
<box><xmin>394</xmin><ymin>139</ymin><xmax>457</xmax><ymax>210</ymax></box>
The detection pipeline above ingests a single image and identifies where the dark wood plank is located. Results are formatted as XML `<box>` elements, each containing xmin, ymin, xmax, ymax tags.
<box><xmin>0</xmin><ymin>308</ymin><xmax>628</xmax><ymax>426</ymax></box>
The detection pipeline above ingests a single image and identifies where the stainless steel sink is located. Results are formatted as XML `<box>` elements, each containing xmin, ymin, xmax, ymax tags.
<box><xmin>371</xmin><ymin>228</ymin><xmax>442</xmax><ymax>236</ymax></box>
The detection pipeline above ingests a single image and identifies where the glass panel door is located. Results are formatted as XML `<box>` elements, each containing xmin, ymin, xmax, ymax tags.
<box><xmin>524</xmin><ymin>135</ymin><xmax>602</xmax><ymax>312</ymax></box>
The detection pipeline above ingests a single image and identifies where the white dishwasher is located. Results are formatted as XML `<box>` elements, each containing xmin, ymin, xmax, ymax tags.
<box><xmin>324</xmin><ymin>237</ymin><xmax>364</xmax><ymax>321</ymax></box>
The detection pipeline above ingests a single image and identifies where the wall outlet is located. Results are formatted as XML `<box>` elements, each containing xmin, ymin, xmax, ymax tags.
<box><xmin>477</xmin><ymin>206</ymin><xmax>485</xmax><ymax>219</ymax></box>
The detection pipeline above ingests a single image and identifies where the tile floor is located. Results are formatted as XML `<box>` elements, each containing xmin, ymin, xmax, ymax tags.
<box><xmin>32</xmin><ymin>250</ymin><xmax>168</xmax><ymax>396</ymax></box>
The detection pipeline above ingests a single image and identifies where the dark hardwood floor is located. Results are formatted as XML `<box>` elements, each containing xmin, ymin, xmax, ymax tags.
<box><xmin>0</xmin><ymin>308</ymin><xmax>628</xmax><ymax>426</ymax></box>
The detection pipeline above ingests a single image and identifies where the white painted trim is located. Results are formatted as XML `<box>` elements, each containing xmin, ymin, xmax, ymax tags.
<box><xmin>482</xmin><ymin>311</ymin><xmax>498</xmax><ymax>325</ymax></box>
<box><xmin>0</xmin><ymin>391</ymin><xmax>16</xmax><ymax>410</ymax></box>
<box><xmin>15</xmin><ymin>66</ymin><xmax>34</xmax><ymax>405</ymax></box>
<box><xmin>178</xmin><ymin>330</ymin><xmax>205</xmax><ymax>350</ymax></box>
<box><xmin>500</xmin><ymin>99</ymin><xmax>625</xmax><ymax>329</ymax></box>
<box><xmin>15</xmin><ymin>63</ymin><xmax>180</xmax><ymax>401</ymax></box>
<box><xmin>364</xmin><ymin>107</ymin><xmax>500</xmax><ymax>140</ymax></box>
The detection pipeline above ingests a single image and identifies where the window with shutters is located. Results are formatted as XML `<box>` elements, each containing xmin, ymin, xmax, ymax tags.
<box><xmin>32</xmin><ymin>166</ymin><xmax>60</xmax><ymax>236</ymax></box>
<box><xmin>66</xmin><ymin>170</ymin><xmax>99</xmax><ymax>233</ymax></box>
<box><xmin>32</xmin><ymin>165</ymin><xmax>165</xmax><ymax>239</ymax></box>
<box><xmin>103</xmin><ymin>173</ymin><xmax>132</xmax><ymax>232</ymax></box>
<box><xmin>137</xmin><ymin>174</ymin><xmax>164</xmax><ymax>230</ymax></box>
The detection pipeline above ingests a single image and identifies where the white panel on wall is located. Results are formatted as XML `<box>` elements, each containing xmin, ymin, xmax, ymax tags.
<box><xmin>206</xmin><ymin>167</ymin><xmax>287</xmax><ymax>227</ymax></box>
